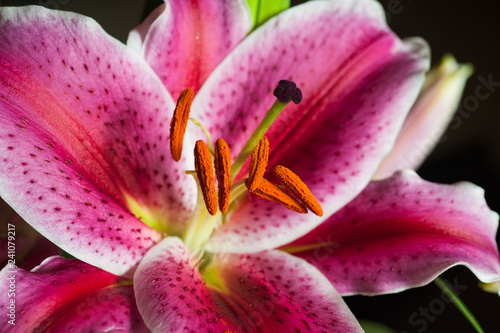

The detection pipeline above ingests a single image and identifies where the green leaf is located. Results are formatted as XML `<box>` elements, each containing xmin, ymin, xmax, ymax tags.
<box><xmin>247</xmin><ymin>0</ymin><xmax>290</xmax><ymax>30</ymax></box>
<box><xmin>358</xmin><ymin>319</ymin><xmax>396</xmax><ymax>333</ymax></box>
<box><xmin>434</xmin><ymin>277</ymin><xmax>485</xmax><ymax>333</ymax></box>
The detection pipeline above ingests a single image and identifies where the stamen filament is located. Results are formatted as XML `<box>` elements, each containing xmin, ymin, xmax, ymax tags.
<box><xmin>245</xmin><ymin>136</ymin><xmax>269</xmax><ymax>191</ymax></box>
<box><xmin>231</xmin><ymin>178</ymin><xmax>247</xmax><ymax>192</ymax></box>
<box><xmin>194</xmin><ymin>140</ymin><xmax>217</xmax><ymax>216</ymax></box>
<box><xmin>251</xmin><ymin>178</ymin><xmax>307</xmax><ymax>214</ymax></box>
<box><xmin>182</xmin><ymin>173</ymin><xmax>219</xmax><ymax>251</ymax></box>
<box><xmin>170</xmin><ymin>88</ymin><xmax>194</xmax><ymax>162</ymax></box>
<box><xmin>214</xmin><ymin>138</ymin><xmax>231</xmax><ymax>214</ymax></box>
<box><xmin>189</xmin><ymin>117</ymin><xmax>214</xmax><ymax>155</ymax></box>
<box><xmin>213</xmin><ymin>179</ymin><xmax>250</xmax><ymax>221</ymax></box>
<box><xmin>274</xmin><ymin>165</ymin><xmax>323</xmax><ymax>216</ymax></box>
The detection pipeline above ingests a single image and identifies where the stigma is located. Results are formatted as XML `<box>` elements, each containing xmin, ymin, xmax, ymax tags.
<box><xmin>169</xmin><ymin>81</ymin><xmax>322</xmax><ymax>217</ymax></box>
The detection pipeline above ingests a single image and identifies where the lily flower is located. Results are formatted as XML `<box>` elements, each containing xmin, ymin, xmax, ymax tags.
<box><xmin>0</xmin><ymin>0</ymin><xmax>499</xmax><ymax>331</ymax></box>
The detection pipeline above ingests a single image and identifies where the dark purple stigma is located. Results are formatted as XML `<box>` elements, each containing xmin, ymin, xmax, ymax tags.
<box><xmin>273</xmin><ymin>80</ymin><xmax>303</xmax><ymax>104</ymax></box>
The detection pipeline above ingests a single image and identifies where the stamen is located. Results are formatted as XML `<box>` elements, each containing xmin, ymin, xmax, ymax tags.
<box><xmin>274</xmin><ymin>165</ymin><xmax>323</xmax><ymax>216</ymax></box>
<box><xmin>214</xmin><ymin>138</ymin><xmax>231</xmax><ymax>214</ymax></box>
<box><xmin>194</xmin><ymin>140</ymin><xmax>217</xmax><ymax>215</ymax></box>
<box><xmin>170</xmin><ymin>88</ymin><xmax>194</xmax><ymax>162</ymax></box>
<box><xmin>251</xmin><ymin>178</ymin><xmax>307</xmax><ymax>214</ymax></box>
<box><xmin>245</xmin><ymin>136</ymin><xmax>269</xmax><ymax>191</ymax></box>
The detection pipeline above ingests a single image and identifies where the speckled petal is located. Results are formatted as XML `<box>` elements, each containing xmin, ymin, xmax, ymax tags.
<box><xmin>134</xmin><ymin>237</ymin><xmax>363</xmax><ymax>332</ymax></box>
<box><xmin>0</xmin><ymin>256</ymin><xmax>148</xmax><ymax>332</ymax></box>
<box><xmin>201</xmin><ymin>0</ymin><xmax>429</xmax><ymax>253</ymax></box>
<box><xmin>283</xmin><ymin>170</ymin><xmax>500</xmax><ymax>295</ymax></box>
<box><xmin>128</xmin><ymin>0</ymin><xmax>252</xmax><ymax>100</ymax></box>
<box><xmin>0</xmin><ymin>6</ymin><xmax>198</xmax><ymax>275</ymax></box>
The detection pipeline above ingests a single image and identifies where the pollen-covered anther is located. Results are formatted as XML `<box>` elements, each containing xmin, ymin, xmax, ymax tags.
<box><xmin>274</xmin><ymin>165</ymin><xmax>323</xmax><ymax>216</ymax></box>
<box><xmin>170</xmin><ymin>88</ymin><xmax>194</xmax><ymax>162</ymax></box>
<box><xmin>214</xmin><ymin>138</ymin><xmax>231</xmax><ymax>214</ymax></box>
<box><xmin>252</xmin><ymin>179</ymin><xmax>307</xmax><ymax>214</ymax></box>
<box><xmin>194</xmin><ymin>140</ymin><xmax>217</xmax><ymax>216</ymax></box>
<box><xmin>245</xmin><ymin>136</ymin><xmax>269</xmax><ymax>191</ymax></box>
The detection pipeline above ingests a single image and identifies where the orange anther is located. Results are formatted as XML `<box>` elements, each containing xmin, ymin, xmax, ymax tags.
<box><xmin>194</xmin><ymin>140</ymin><xmax>217</xmax><ymax>216</ymax></box>
<box><xmin>251</xmin><ymin>179</ymin><xmax>307</xmax><ymax>214</ymax></box>
<box><xmin>214</xmin><ymin>138</ymin><xmax>231</xmax><ymax>214</ymax></box>
<box><xmin>245</xmin><ymin>136</ymin><xmax>269</xmax><ymax>191</ymax></box>
<box><xmin>170</xmin><ymin>88</ymin><xmax>194</xmax><ymax>162</ymax></box>
<box><xmin>274</xmin><ymin>165</ymin><xmax>323</xmax><ymax>216</ymax></box>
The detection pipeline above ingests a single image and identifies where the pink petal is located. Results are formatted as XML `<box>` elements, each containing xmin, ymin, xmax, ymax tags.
<box><xmin>283</xmin><ymin>170</ymin><xmax>500</xmax><ymax>295</ymax></box>
<box><xmin>0</xmin><ymin>7</ymin><xmax>201</xmax><ymax>275</ymax></box>
<box><xmin>374</xmin><ymin>55</ymin><xmax>473</xmax><ymax>179</ymax></box>
<box><xmin>0</xmin><ymin>256</ymin><xmax>148</xmax><ymax>332</ymax></box>
<box><xmin>134</xmin><ymin>237</ymin><xmax>363</xmax><ymax>332</ymax></box>
<box><xmin>201</xmin><ymin>0</ymin><xmax>429</xmax><ymax>253</ymax></box>
<box><xmin>129</xmin><ymin>0</ymin><xmax>252</xmax><ymax>100</ymax></box>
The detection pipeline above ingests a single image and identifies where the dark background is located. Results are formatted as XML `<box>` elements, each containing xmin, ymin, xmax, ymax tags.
<box><xmin>2</xmin><ymin>0</ymin><xmax>499</xmax><ymax>332</ymax></box>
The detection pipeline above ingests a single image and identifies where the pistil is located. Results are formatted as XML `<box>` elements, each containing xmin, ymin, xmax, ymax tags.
<box><xmin>230</xmin><ymin>80</ymin><xmax>302</xmax><ymax>179</ymax></box>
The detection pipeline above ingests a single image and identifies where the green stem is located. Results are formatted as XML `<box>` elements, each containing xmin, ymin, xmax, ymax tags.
<box><xmin>230</xmin><ymin>99</ymin><xmax>288</xmax><ymax>180</ymax></box>
<box><xmin>434</xmin><ymin>277</ymin><xmax>484</xmax><ymax>333</ymax></box>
